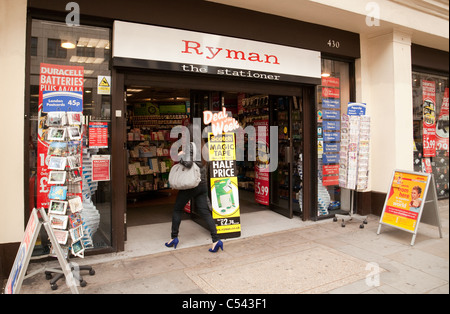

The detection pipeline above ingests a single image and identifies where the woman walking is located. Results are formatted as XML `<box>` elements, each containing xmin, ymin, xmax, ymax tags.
<box><xmin>165</xmin><ymin>126</ymin><xmax>223</xmax><ymax>253</ymax></box>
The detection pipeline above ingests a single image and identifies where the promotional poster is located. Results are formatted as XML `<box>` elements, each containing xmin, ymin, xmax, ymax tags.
<box><xmin>422</xmin><ymin>80</ymin><xmax>437</xmax><ymax>157</ymax></box>
<box><xmin>381</xmin><ymin>171</ymin><xmax>429</xmax><ymax>232</ymax></box>
<box><xmin>37</xmin><ymin>63</ymin><xmax>84</xmax><ymax>208</ymax></box>
<box><xmin>208</xmin><ymin>132</ymin><xmax>241</xmax><ymax>237</ymax></box>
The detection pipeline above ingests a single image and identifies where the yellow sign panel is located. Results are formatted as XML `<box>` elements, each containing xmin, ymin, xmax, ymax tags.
<box><xmin>381</xmin><ymin>171</ymin><xmax>429</xmax><ymax>232</ymax></box>
<box><xmin>208</xmin><ymin>132</ymin><xmax>240</xmax><ymax>237</ymax></box>
<box><xmin>210</xmin><ymin>177</ymin><xmax>240</xmax><ymax>234</ymax></box>
<box><xmin>97</xmin><ymin>76</ymin><xmax>111</xmax><ymax>95</ymax></box>
<box><xmin>208</xmin><ymin>133</ymin><xmax>236</xmax><ymax>161</ymax></box>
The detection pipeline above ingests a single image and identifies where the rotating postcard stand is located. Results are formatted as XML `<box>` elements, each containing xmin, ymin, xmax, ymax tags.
<box><xmin>334</xmin><ymin>113</ymin><xmax>370</xmax><ymax>228</ymax></box>
<box><xmin>41</xmin><ymin>109</ymin><xmax>95</xmax><ymax>291</ymax></box>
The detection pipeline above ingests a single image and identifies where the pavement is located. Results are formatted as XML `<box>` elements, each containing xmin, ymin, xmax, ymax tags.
<box><xmin>15</xmin><ymin>200</ymin><xmax>449</xmax><ymax>295</ymax></box>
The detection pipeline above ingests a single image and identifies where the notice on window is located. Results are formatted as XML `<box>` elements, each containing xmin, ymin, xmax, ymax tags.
<box><xmin>97</xmin><ymin>76</ymin><xmax>111</xmax><ymax>95</ymax></box>
<box><xmin>89</xmin><ymin>122</ymin><xmax>108</xmax><ymax>148</ymax></box>
<box><xmin>92</xmin><ymin>155</ymin><xmax>110</xmax><ymax>181</ymax></box>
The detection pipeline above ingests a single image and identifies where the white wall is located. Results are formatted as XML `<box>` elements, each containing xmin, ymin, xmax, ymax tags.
<box><xmin>357</xmin><ymin>29</ymin><xmax>414</xmax><ymax>193</ymax></box>
<box><xmin>0</xmin><ymin>0</ymin><xmax>27</xmax><ymax>243</ymax></box>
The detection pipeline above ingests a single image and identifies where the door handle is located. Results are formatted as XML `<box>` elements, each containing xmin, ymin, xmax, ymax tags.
<box><xmin>285</xmin><ymin>146</ymin><xmax>292</xmax><ymax>164</ymax></box>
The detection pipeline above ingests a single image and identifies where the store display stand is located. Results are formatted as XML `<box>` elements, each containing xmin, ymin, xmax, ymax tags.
<box><xmin>335</xmin><ymin>112</ymin><xmax>370</xmax><ymax>228</ymax></box>
<box><xmin>45</xmin><ymin>263</ymin><xmax>95</xmax><ymax>291</ymax></box>
<box><xmin>333</xmin><ymin>190</ymin><xmax>368</xmax><ymax>228</ymax></box>
<box><xmin>44</xmin><ymin>110</ymin><xmax>95</xmax><ymax>291</ymax></box>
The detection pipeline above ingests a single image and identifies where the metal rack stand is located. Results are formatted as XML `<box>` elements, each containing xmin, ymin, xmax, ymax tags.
<box><xmin>44</xmin><ymin>111</ymin><xmax>95</xmax><ymax>291</ymax></box>
<box><xmin>333</xmin><ymin>189</ymin><xmax>368</xmax><ymax>228</ymax></box>
<box><xmin>45</xmin><ymin>263</ymin><xmax>95</xmax><ymax>291</ymax></box>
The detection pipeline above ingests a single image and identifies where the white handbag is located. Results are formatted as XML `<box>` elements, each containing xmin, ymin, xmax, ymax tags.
<box><xmin>168</xmin><ymin>142</ymin><xmax>201</xmax><ymax>190</ymax></box>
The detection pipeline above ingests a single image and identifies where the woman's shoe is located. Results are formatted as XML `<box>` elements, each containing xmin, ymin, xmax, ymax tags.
<box><xmin>165</xmin><ymin>238</ymin><xmax>179</xmax><ymax>249</ymax></box>
<box><xmin>209</xmin><ymin>240</ymin><xmax>223</xmax><ymax>253</ymax></box>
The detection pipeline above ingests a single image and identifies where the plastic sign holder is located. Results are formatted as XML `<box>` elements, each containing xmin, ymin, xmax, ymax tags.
<box><xmin>4</xmin><ymin>208</ymin><xmax>79</xmax><ymax>294</ymax></box>
<box><xmin>377</xmin><ymin>170</ymin><xmax>443</xmax><ymax>246</ymax></box>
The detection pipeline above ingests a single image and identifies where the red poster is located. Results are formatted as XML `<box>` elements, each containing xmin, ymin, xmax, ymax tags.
<box><xmin>92</xmin><ymin>155</ymin><xmax>110</xmax><ymax>181</ymax></box>
<box><xmin>37</xmin><ymin>63</ymin><xmax>84</xmax><ymax>208</ymax></box>
<box><xmin>436</xmin><ymin>88</ymin><xmax>449</xmax><ymax>152</ymax></box>
<box><xmin>254</xmin><ymin>120</ymin><xmax>269</xmax><ymax>205</ymax></box>
<box><xmin>89</xmin><ymin>122</ymin><xmax>108</xmax><ymax>148</ymax></box>
<box><xmin>322</xmin><ymin>87</ymin><xmax>340</xmax><ymax>98</ymax></box>
<box><xmin>323</xmin><ymin>164</ymin><xmax>339</xmax><ymax>175</ymax></box>
<box><xmin>321</xmin><ymin>77</ymin><xmax>340</xmax><ymax>88</ymax></box>
<box><xmin>422</xmin><ymin>80</ymin><xmax>436</xmax><ymax>157</ymax></box>
<box><xmin>323</xmin><ymin>176</ymin><xmax>339</xmax><ymax>186</ymax></box>
<box><xmin>322</xmin><ymin>165</ymin><xmax>339</xmax><ymax>186</ymax></box>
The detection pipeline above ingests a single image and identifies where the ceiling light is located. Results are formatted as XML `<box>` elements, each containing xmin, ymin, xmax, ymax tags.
<box><xmin>321</xmin><ymin>72</ymin><xmax>331</xmax><ymax>77</ymax></box>
<box><xmin>61</xmin><ymin>40</ymin><xmax>76</xmax><ymax>49</ymax></box>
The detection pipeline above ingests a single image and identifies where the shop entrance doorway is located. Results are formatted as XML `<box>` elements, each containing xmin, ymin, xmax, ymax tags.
<box><xmin>124</xmin><ymin>86</ymin><xmax>308</xmax><ymax>230</ymax></box>
<box><xmin>269</xmin><ymin>96</ymin><xmax>303</xmax><ymax>218</ymax></box>
<box><xmin>118</xmin><ymin>71</ymin><xmax>316</xmax><ymax>248</ymax></box>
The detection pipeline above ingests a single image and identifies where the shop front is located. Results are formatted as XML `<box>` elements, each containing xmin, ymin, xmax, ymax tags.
<box><xmin>23</xmin><ymin>0</ymin><xmax>360</xmax><ymax>256</ymax></box>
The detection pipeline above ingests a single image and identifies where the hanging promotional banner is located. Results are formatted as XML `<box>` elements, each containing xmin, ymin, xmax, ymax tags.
<box><xmin>422</xmin><ymin>80</ymin><xmax>436</xmax><ymax>157</ymax></box>
<box><xmin>208</xmin><ymin>132</ymin><xmax>241</xmax><ymax>238</ymax></box>
<box><xmin>37</xmin><ymin>63</ymin><xmax>84</xmax><ymax>208</ymax></box>
<box><xmin>254</xmin><ymin>120</ymin><xmax>270</xmax><ymax>205</ymax></box>
<box><xmin>436</xmin><ymin>87</ymin><xmax>449</xmax><ymax>152</ymax></box>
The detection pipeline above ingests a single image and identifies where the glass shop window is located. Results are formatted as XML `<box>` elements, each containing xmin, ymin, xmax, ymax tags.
<box><xmin>28</xmin><ymin>19</ymin><xmax>113</xmax><ymax>256</ymax></box>
<box><xmin>412</xmin><ymin>72</ymin><xmax>449</xmax><ymax>199</ymax></box>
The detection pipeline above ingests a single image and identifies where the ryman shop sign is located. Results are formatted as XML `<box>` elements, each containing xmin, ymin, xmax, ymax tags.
<box><xmin>112</xmin><ymin>21</ymin><xmax>321</xmax><ymax>84</ymax></box>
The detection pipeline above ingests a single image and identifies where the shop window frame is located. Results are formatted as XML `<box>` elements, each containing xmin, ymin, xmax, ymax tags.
<box><xmin>24</xmin><ymin>12</ymin><xmax>118</xmax><ymax>255</ymax></box>
<box><xmin>313</xmin><ymin>55</ymin><xmax>356</xmax><ymax>221</ymax></box>
<box><xmin>411</xmin><ymin>67</ymin><xmax>449</xmax><ymax>200</ymax></box>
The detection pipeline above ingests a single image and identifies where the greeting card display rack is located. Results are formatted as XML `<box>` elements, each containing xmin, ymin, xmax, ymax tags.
<box><xmin>335</xmin><ymin>114</ymin><xmax>370</xmax><ymax>228</ymax></box>
<box><xmin>44</xmin><ymin>111</ymin><xmax>95</xmax><ymax>290</ymax></box>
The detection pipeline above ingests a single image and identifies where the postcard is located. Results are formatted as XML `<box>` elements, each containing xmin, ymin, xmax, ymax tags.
<box><xmin>69</xmin><ymin>225</ymin><xmax>83</xmax><ymax>242</ymax></box>
<box><xmin>48</xmin><ymin>185</ymin><xmax>68</xmax><ymax>200</ymax></box>
<box><xmin>67</xmin><ymin>155</ymin><xmax>81</xmax><ymax>169</ymax></box>
<box><xmin>67</xmin><ymin>112</ymin><xmax>82</xmax><ymax>125</ymax></box>
<box><xmin>49</xmin><ymin>214</ymin><xmax>68</xmax><ymax>230</ymax></box>
<box><xmin>48</xmin><ymin>156</ymin><xmax>67</xmax><ymax>170</ymax></box>
<box><xmin>71</xmin><ymin>239</ymin><xmax>85</xmax><ymax>257</ymax></box>
<box><xmin>49</xmin><ymin>200</ymin><xmax>68</xmax><ymax>215</ymax></box>
<box><xmin>48</xmin><ymin>128</ymin><xmax>67</xmax><ymax>141</ymax></box>
<box><xmin>53</xmin><ymin>229</ymin><xmax>69</xmax><ymax>245</ymax></box>
<box><xmin>68</xmin><ymin>196</ymin><xmax>83</xmax><ymax>213</ymax></box>
<box><xmin>69</xmin><ymin>169</ymin><xmax>82</xmax><ymax>183</ymax></box>
<box><xmin>68</xmin><ymin>126</ymin><xmax>81</xmax><ymax>140</ymax></box>
<box><xmin>48</xmin><ymin>142</ymin><xmax>68</xmax><ymax>157</ymax></box>
<box><xmin>48</xmin><ymin>171</ymin><xmax>67</xmax><ymax>185</ymax></box>
<box><xmin>47</xmin><ymin>112</ymin><xmax>66</xmax><ymax>127</ymax></box>
<box><xmin>68</xmin><ymin>141</ymin><xmax>81</xmax><ymax>155</ymax></box>
<box><xmin>69</xmin><ymin>212</ymin><xmax>82</xmax><ymax>228</ymax></box>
